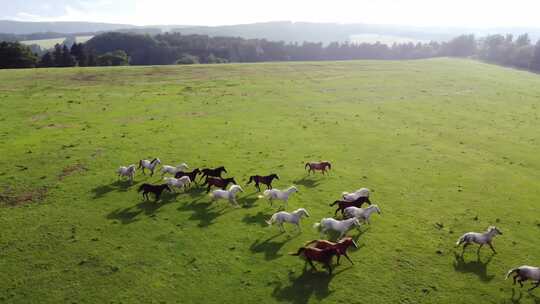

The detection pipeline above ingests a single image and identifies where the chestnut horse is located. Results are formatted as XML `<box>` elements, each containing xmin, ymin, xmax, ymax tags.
<box><xmin>203</xmin><ymin>177</ymin><xmax>237</xmax><ymax>193</ymax></box>
<box><xmin>137</xmin><ymin>183</ymin><xmax>171</xmax><ymax>201</ymax></box>
<box><xmin>305</xmin><ymin>237</ymin><xmax>358</xmax><ymax>265</ymax></box>
<box><xmin>330</xmin><ymin>196</ymin><xmax>371</xmax><ymax>216</ymax></box>
<box><xmin>305</xmin><ymin>161</ymin><xmax>331</xmax><ymax>175</ymax></box>
<box><xmin>175</xmin><ymin>168</ymin><xmax>201</xmax><ymax>183</ymax></box>
<box><xmin>290</xmin><ymin>246</ymin><xmax>339</xmax><ymax>274</ymax></box>
<box><xmin>200</xmin><ymin>167</ymin><xmax>227</xmax><ymax>181</ymax></box>
<box><xmin>247</xmin><ymin>174</ymin><xmax>279</xmax><ymax>192</ymax></box>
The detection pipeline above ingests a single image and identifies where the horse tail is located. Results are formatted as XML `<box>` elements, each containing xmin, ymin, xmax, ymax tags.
<box><xmin>506</xmin><ymin>268</ymin><xmax>520</xmax><ymax>280</ymax></box>
<box><xmin>329</xmin><ymin>200</ymin><xmax>339</xmax><ymax>207</ymax></box>
<box><xmin>138</xmin><ymin>160</ymin><xmax>143</xmax><ymax>169</ymax></box>
<box><xmin>304</xmin><ymin>163</ymin><xmax>310</xmax><ymax>170</ymax></box>
<box><xmin>262</xmin><ymin>190</ymin><xmax>271</xmax><ymax>199</ymax></box>
<box><xmin>289</xmin><ymin>247</ymin><xmax>305</xmax><ymax>256</ymax></box>
<box><xmin>137</xmin><ymin>184</ymin><xmax>145</xmax><ymax>192</ymax></box>
<box><xmin>247</xmin><ymin>176</ymin><xmax>253</xmax><ymax>184</ymax></box>
<box><xmin>265</xmin><ymin>213</ymin><xmax>277</xmax><ymax>226</ymax></box>
<box><xmin>304</xmin><ymin>240</ymin><xmax>318</xmax><ymax>246</ymax></box>
<box><xmin>455</xmin><ymin>234</ymin><xmax>466</xmax><ymax>246</ymax></box>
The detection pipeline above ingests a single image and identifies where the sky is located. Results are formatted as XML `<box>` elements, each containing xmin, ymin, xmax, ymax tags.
<box><xmin>2</xmin><ymin>0</ymin><xmax>540</xmax><ymax>28</ymax></box>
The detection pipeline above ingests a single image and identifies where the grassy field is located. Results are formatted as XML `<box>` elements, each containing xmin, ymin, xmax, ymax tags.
<box><xmin>1</xmin><ymin>58</ymin><xmax>540</xmax><ymax>304</ymax></box>
<box><xmin>20</xmin><ymin>38</ymin><xmax>66</xmax><ymax>49</ymax></box>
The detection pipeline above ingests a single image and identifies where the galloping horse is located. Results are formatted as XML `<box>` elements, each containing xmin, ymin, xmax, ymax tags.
<box><xmin>290</xmin><ymin>246</ymin><xmax>339</xmax><ymax>274</ymax></box>
<box><xmin>305</xmin><ymin>237</ymin><xmax>358</xmax><ymax>265</ymax></box>
<box><xmin>201</xmin><ymin>167</ymin><xmax>227</xmax><ymax>180</ymax></box>
<box><xmin>330</xmin><ymin>196</ymin><xmax>371</xmax><ymax>216</ymax></box>
<box><xmin>305</xmin><ymin>161</ymin><xmax>331</xmax><ymax>175</ymax></box>
<box><xmin>203</xmin><ymin>177</ymin><xmax>237</xmax><ymax>193</ymax></box>
<box><xmin>247</xmin><ymin>174</ymin><xmax>279</xmax><ymax>192</ymax></box>
<box><xmin>137</xmin><ymin>183</ymin><xmax>171</xmax><ymax>201</ymax></box>
<box><xmin>175</xmin><ymin>168</ymin><xmax>201</xmax><ymax>183</ymax></box>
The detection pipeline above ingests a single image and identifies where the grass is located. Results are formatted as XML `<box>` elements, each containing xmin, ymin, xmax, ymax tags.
<box><xmin>1</xmin><ymin>58</ymin><xmax>540</xmax><ymax>303</ymax></box>
<box><xmin>20</xmin><ymin>38</ymin><xmax>66</xmax><ymax>49</ymax></box>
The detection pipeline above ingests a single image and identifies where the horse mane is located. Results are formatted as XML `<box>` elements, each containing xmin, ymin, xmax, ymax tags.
<box><xmin>304</xmin><ymin>163</ymin><xmax>310</xmax><ymax>169</ymax></box>
<box><xmin>151</xmin><ymin>158</ymin><xmax>158</xmax><ymax>163</ymax></box>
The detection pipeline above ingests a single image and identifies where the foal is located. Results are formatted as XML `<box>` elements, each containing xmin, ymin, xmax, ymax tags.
<box><xmin>290</xmin><ymin>246</ymin><xmax>338</xmax><ymax>275</ymax></box>
<box><xmin>200</xmin><ymin>167</ymin><xmax>227</xmax><ymax>180</ymax></box>
<box><xmin>330</xmin><ymin>196</ymin><xmax>371</xmax><ymax>216</ymax></box>
<box><xmin>305</xmin><ymin>237</ymin><xmax>358</xmax><ymax>265</ymax></box>
<box><xmin>117</xmin><ymin>164</ymin><xmax>136</xmax><ymax>183</ymax></box>
<box><xmin>305</xmin><ymin>161</ymin><xmax>331</xmax><ymax>175</ymax></box>
<box><xmin>137</xmin><ymin>183</ymin><xmax>171</xmax><ymax>201</ymax></box>
<box><xmin>247</xmin><ymin>174</ymin><xmax>279</xmax><ymax>192</ymax></box>
<box><xmin>203</xmin><ymin>177</ymin><xmax>237</xmax><ymax>193</ymax></box>
<box><xmin>138</xmin><ymin>158</ymin><xmax>161</xmax><ymax>176</ymax></box>
<box><xmin>456</xmin><ymin>226</ymin><xmax>503</xmax><ymax>254</ymax></box>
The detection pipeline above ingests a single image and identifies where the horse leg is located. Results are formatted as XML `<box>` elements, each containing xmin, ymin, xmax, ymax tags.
<box><xmin>336</xmin><ymin>254</ymin><xmax>341</xmax><ymax>265</ymax></box>
<box><xmin>518</xmin><ymin>278</ymin><xmax>524</xmax><ymax>287</ymax></box>
<box><xmin>343</xmin><ymin>253</ymin><xmax>354</xmax><ymax>265</ymax></box>
<box><xmin>528</xmin><ymin>281</ymin><xmax>540</xmax><ymax>292</ymax></box>
<box><xmin>476</xmin><ymin>243</ymin><xmax>484</xmax><ymax>255</ymax></box>
<box><xmin>279</xmin><ymin>223</ymin><xmax>285</xmax><ymax>233</ymax></box>
<box><xmin>206</xmin><ymin>185</ymin><xmax>211</xmax><ymax>193</ymax></box>
<box><xmin>462</xmin><ymin>242</ymin><xmax>470</xmax><ymax>254</ymax></box>
<box><xmin>325</xmin><ymin>262</ymin><xmax>332</xmax><ymax>275</ymax></box>
<box><xmin>150</xmin><ymin>169</ymin><xmax>154</xmax><ymax>177</ymax></box>
<box><xmin>255</xmin><ymin>182</ymin><xmax>260</xmax><ymax>192</ymax></box>
<box><xmin>334</xmin><ymin>208</ymin><xmax>340</xmax><ymax>217</ymax></box>
<box><xmin>488</xmin><ymin>242</ymin><xmax>497</xmax><ymax>254</ymax></box>
<box><xmin>307</xmin><ymin>259</ymin><xmax>317</xmax><ymax>271</ymax></box>
<box><xmin>513</xmin><ymin>274</ymin><xmax>518</xmax><ymax>285</ymax></box>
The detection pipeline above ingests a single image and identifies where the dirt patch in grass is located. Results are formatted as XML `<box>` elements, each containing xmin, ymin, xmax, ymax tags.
<box><xmin>71</xmin><ymin>74</ymin><xmax>99</xmax><ymax>82</ymax></box>
<box><xmin>0</xmin><ymin>187</ymin><xmax>48</xmax><ymax>207</ymax></box>
<box><xmin>58</xmin><ymin>163</ymin><xmax>87</xmax><ymax>180</ymax></box>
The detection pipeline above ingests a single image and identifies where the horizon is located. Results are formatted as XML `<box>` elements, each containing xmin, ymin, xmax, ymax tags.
<box><xmin>3</xmin><ymin>0</ymin><xmax>540</xmax><ymax>28</ymax></box>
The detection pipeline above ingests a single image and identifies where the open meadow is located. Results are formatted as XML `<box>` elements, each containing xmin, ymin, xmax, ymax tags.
<box><xmin>1</xmin><ymin>58</ymin><xmax>540</xmax><ymax>303</ymax></box>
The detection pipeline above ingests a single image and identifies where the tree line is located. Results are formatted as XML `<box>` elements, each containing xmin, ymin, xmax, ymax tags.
<box><xmin>2</xmin><ymin>32</ymin><xmax>540</xmax><ymax>72</ymax></box>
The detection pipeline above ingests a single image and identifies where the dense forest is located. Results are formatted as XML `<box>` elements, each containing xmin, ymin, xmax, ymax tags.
<box><xmin>2</xmin><ymin>31</ymin><xmax>540</xmax><ymax>73</ymax></box>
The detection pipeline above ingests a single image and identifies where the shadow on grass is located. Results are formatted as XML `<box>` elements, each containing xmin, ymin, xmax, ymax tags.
<box><xmin>106</xmin><ymin>207</ymin><xmax>142</xmax><ymax>224</ymax></box>
<box><xmin>509</xmin><ymin>288</ymin><xmax>540</xmax><ymax>304</ymax></box>
<box><xmin>241</xmin><ymin>196</ymin><xmax>259</xmax><ymax>209</ymax></box>
<box><xmin>242</xmin><ymin>211</ymin><xmax>271</xmax><ymax>227</ymax></box>
<box><xmin>271</xmin><ymin>267</ymin><xmax>350</xmax><ymax>304</ymax></box>
<box><xmin>91</xmin><ymin>180</ymin><xmax>135</xmax><ymax>199</ymax></box>
<box><xmin>292</xmin><ymin>176</ymin><xmax>321</xmax><ymax>188</ymax></box>
<box><xmin>250</xmin><ymin>233</ymin><xmax>299</xmax><ymax>260</ymax></box>
<box><xmin>178</xmin><ymin>200</ymin><xmax>227</xmax><ymax>227</ymax></box>
<box><xmin>453</xmin><ymin>252</ymin><xmax>495</xmax><ymax>282</ymax></box>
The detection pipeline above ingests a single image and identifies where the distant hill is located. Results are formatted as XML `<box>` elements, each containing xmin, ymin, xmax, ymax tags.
<box><xmin>0</xmin><ymin>20</ymin><xmax>135</xmax><ymax>34</ymax></box>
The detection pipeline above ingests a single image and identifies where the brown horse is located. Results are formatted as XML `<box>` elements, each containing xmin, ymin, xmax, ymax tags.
<box><xmin>305</xmin><ymin>161</ymin><xmax>331</xmax><ymax>175</ymax></box>
<box><xmin>203</xmin><ymin>177</ymin><xmax>237</xmax><ymax>193</ymax></box>
<box><xmin>137</xmin><ymin>183</ymin><xmax>171</xmax><ymax>201</ymax></box>
<box><xmin>305</xmin><ymin>237</ymin><xmax>358</xmax><ymax>265</ymax></box>
<box><xmin>175</xmin><ymin>168</ymin><xmax>201</xmax><ymax>183</ymax></box>
<box><xmin>247</xmin><ymin>174</ymin><xmax>279</xmax><ymax>192</ymax></box>
<box><xmin>330</xmin><ymin>196</ymin><xmax>371</xmax><ymax>216</ymax></box>
<box><xmin>290</xmin><ymin>246</ymin><xmax>339</xmax><ymax>274</ymax></box>
<box><xmin>200</xmin><ymin>167</ymin><xmax>227</xmax><ymax>181</ymax></box>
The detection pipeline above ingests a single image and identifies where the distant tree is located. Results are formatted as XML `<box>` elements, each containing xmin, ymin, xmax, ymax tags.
<box><xmin>96</xmin><ymin>50</ymin><xmax>130</xmax><ymax>66</ymax></box>
<box><xmin>515</xmin><ymin>34</ymin><xmax>531</xmax><ymax>47</ymax></box>
<box><xmin>442</xmin><ymin>34</ymin><xmax>476</xmax><ymax>57</ymax></box>
<box><xmin>60</xmin><ymin>45</ymin><xmax>76</xmax><ymax>67</ymax></box>
<box><xmin>176</xmin><ymin>53</ymin><xmax>199</xmax><ymax>64</ymax></box>
<box><xmin>39</xmin><ymin>51</ymin><xmax>54</xmax><ymax>67</ymax></box>
<box><xmin>0</xmin><ymin>41</ymin><xmax>38</xmax><ymax>68</ymax></box>
<box><xmin>53</xmin><ymin>44</ymin><xmax>63</xmax><ymax>67</ymax></box>
<box><xmin>530</xmin><ymin>41</ymin><xmax>540</xmax><ymax>71</ymax></box>
<box><xmin>70</xmin><ymin>43</ymin><xmax>88</xmax><ymax>66</ymax></box>
<box><xmin>87</xmin><ymin>51</ymin><xmax>97</xmax><ymax>67</ymax></box>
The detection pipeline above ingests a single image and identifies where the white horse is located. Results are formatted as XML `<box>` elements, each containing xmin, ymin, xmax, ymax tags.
<box><xmin>161</xmin><ymin>163</ymin><xmax>189</xmax><ymax>176</ymax></box>
<box><xmin>456</xmin><ymin>226</ymin><xmax>503</xmax><ymax>254</ymax></box>
<box><xmin>261</xmin><ymin>186</ymin><xmax>298</xmax><ymax>208</ymax></box>
<box><xmin>163</xmin><ymin>176</ymin><xmax>191</xmax><ymax>192</ymax></box>
<box><xmin>506</xmin><ymin>266</ymin><xmax>540</xmax><ymax>291</ymax></box>
<box><xmin>342</xmin><ymin>187</ymin><xmax>370</xmax><ymax>202</ymax></box>
<box><xmin>138</xmin><ymin>158</ymin><xmax>161</xmax><ymax>176</ymax></box>
<box><xmin>343</xmin><ymin>205</ymin><xmax>381</xmax><ymax>224</ymax></box>
<box><xmin>117</xmin><ymin>164</ymin><xmax>136</xmax><ymax>183</ymax></box>
<box><xmin>313</xmin><ymin>217</ymin><xmax>361</xmax><ymax>239</ymax></box>
<box><xmin>210</xmin><ymin>185</ymin><xmax>244</xmax><ymax>207</ymax></box>
<box><xmin>266</xmin><ymin>208</ymin><xmax>310</xmax><ymax>232</ymax></box>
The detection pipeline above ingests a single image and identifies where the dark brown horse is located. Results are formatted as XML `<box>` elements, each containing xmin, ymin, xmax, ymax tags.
<box><xmin>175</xmin><ymin>168</ymin><xmax>201</xmax><ymax>183</ymax></box>
<box><xmin>305</xmin><ymin>161</ymin><xmax>331</xmax><ymax>175</ymax></box>
<box><xmin>330</xmin><ymin>196</ymin><xmax>371</xmax><ymax>216</ymax></box>
<box><xmin>290</xmin><ymin>246</ymin><xmax>339</xmax><ymax>274</ymax></box>
<box><xmin>203</xmin><ymin>177</ymin><xmax>237</xmax><ymax>193</ymax></box>
<box><xmin>137</xmin><ymin>183</ymin><xmax>171</xmax><ymax>201</ymax></box>
<box><xmin>201</xmin><ymin>166</ymin><xmax>227</xmax><ymax>180</ymax></box>
<box><xmin>305</xmin><ymin>237</ymin><xmax>358</xmax><ymax>265</ymax></box>
<box><xmin>247</xmin><ymin>174</ymin><xmax>279</xmax><ymax>192</ymax></box>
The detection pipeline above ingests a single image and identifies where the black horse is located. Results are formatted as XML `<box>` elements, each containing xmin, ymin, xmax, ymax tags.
<box><xmin>200</xmin><ymin>166</ymin><xmax>227</xmax><ymax>180</ymax></box>
<box><xmin>202</xmin><ymin>177</ymin><xmax>237</xmax><ymax>193</ymax></box>
<box><xmin>329</xmin><ymin>196</ymin><xmax>371</xmax><ymax>216</ymax></box>
<box><xmin>175</xmin><ymin>168</ymin><xmax>201</xmax><ymax>183</ymax></box>
<box><xmin>247</xmin><ymin>174</ymin><xmax>279</xmax><ymax>192</ymax></box>
<box><xmin>138</xmin><ymin>183</ymin><xmax>171</xmax><ymax>201</ymax></box>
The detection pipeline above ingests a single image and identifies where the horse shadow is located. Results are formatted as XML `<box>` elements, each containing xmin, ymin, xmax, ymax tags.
<box><xmin>242</xmin><ymin>211</ymin><xmax>270</xmax><ymax>227</ymax></box>
<box><xmin>135</xmin><ymin>192</ymin><xmax>179</xmax><ymax>215</ymax></box>
<box><xmin>271</xmin><ymin>267</ymin><xmax>350</xmax><ymax>304</ymax></box>
<box><xmin>292</xmin><ymin>177</ymin><xmax>321</xmax><ymax>188</ymax></box>
<box><xmin>453</xmin><ymin>252</ymin><xmax>495</xmax><ymax>282</ymax></box>
<box><xmin>178</xmin><ymin>201</ymin><xmax>225</xmax><ymax>227</ymax></box>
<box><xmin>91</xmin><ymin>180</ymin><xmax>134</xmax><ymax>199</ymax></box>
<box><xmin>250</xmin><ymin>233</ymin><xmax>298</xmax><ymax>260</ymax></box>
<box><xmin>241</xmin><ymin>194</ymin><xmax>259</xmax><ymax>209</ymax></box>
<box><xmin>106</xmin><ymin>207</ymin><xmax>143</xmax><ymax>224</ymax></box>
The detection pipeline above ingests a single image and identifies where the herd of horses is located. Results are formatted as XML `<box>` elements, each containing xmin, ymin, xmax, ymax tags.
<box><xmin>117</xmin><ymin>158</ymin><xmax>540</xmax><ymax>291</ymax></box>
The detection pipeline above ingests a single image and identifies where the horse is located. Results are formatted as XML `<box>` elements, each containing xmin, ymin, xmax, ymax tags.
<box><xmin>138</xmin><ymin>158</ymin><xmax>161</xmax><ymax>176</ymax></box>
<box><xmin>330</xmin><ymin>196</ymin><xmax>371</xmax><ymax>216</ymax></box>
<box><xmin>314</xmin><ymin>217</ymin><xmax>361</xmax><ymax>240</ymax></box>
<box><xmin>262</xmin><ymin>186</ymin><xmax>298</xmax><ymax>209</ymax></box>
<box><xmin>161</xmin><ymin>163</ymin><xmax>189</xmax><ymax>176</ymax></box>
<box><xmin>137</xmin><ymin>183</ymin><xmax>171</xmax><ymax>201</ymax></box>
<box><xmin>506</xmin><ymin>266</ymin><xmax>540</xmax><ymax>291</ymax></box>
<box><xmin>266</xmin><ymin>208</ymin><xmax>310</xmax><ymax>232</ymax></box>
<box><xmin>305</xmin><ymin>237</ymin><xmax>358</xmax><ymax>265</ymax></box>
<box><xmin>247</xmin><ymin>174</ymin><xmax>279</xmax><ymax>192</ymax></box>
<box><xmin>163</xmin><ymin>176</ymin><xmax>191</xmax><ymax>192</ymax></box>
<box><xmin>290</xmin><ymin>246</ymin><xmax>339</xmax><ymax>274</ymax></box>
<box><xmin>342</xmin><ymin>188</ymin><xmax>370</xmax><ymax>202</ymax></box>
<box><xmin>209</xmin><ymin>185</ymin><xmax>244</xmax><ymax>207</ymax></box>
<box><xmin>203</xmin><ymin>177</ymin><xmax>237</xmax><ymax>193</ymax></box>
<box><xmin>456</xmin><ymin>226</ymin><xmax>503</xmax><ymax>254</ymax></box>
<box><xmin>175</xmin><ymin>168</ymin><xmax>201</xmax><ymax>184</ymax></box>
<box><xmin>200</xmin><ymin>166</ymin><xmax>227</xmax><ymax>180</ymax></box>
<box><xmin>343</xmin><ymin>205</ymin><xmax>381</xmax><ymax>224</ymax></box>
<box><xmin>117</xmin><ymin>164</ymin><xmax>136</xmax><ymax>183</ymax></box>
<box><xmin>305</xmin><ymin>161</ymin><xmax>331</xmax><ymax>175</ymax></box>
